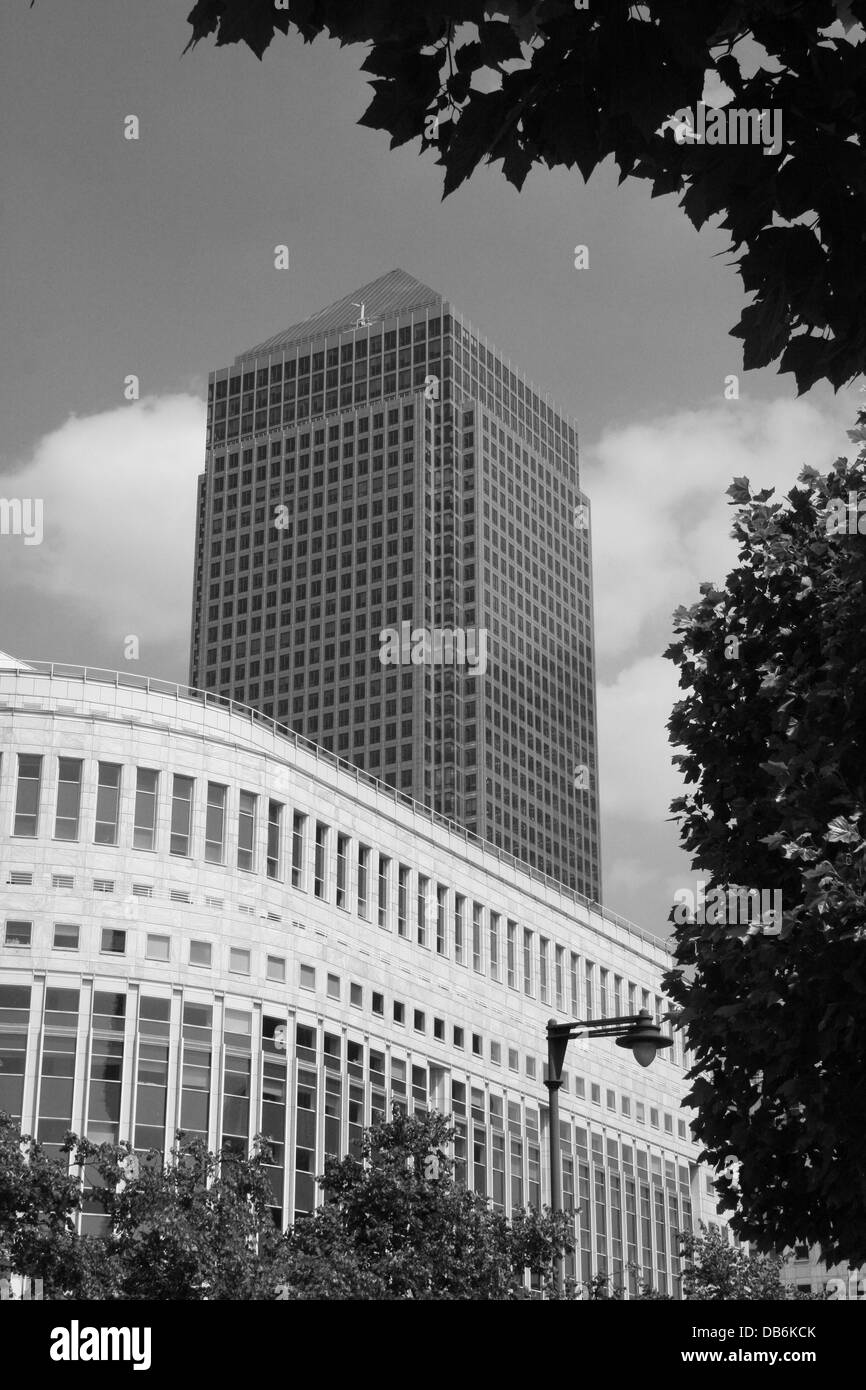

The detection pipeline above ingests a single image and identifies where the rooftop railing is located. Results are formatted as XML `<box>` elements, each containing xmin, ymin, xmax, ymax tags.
<box><xmin>5</xmin><ymin>658</ymin><xmax>669</xmax><ymax>956</ymax></box>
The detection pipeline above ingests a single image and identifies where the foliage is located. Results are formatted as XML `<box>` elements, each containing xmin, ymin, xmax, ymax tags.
<box><xmin>183</xmin><ymin>0</ymin><xmax>866</xmax><ymax>393</ymax></box>
<box><xmin>679</xmin><ymin>1227</ymin><xmax>820</xmax><ymax>1300</ymax></box>
<box><xmin>0</xmin><ymin>1110</ymin><xmax>569</xmax><ymax>1300</ymax></box>
<box><xmin>280</xmin><ymin>1109</ymin><xmax>572</xmax><ymax>1299</ymax></box>
<box><xmin>664</xmin><ymin>405</ymin><xmax>866</xmax><ymax>1265</ymax></box>
<box><xmin>0</xmin><ymin>1112</ymin><xmax>84</xmax><ymax>1297</ymax></box>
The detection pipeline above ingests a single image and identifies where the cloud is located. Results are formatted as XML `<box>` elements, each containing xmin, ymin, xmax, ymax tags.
<box><xmin>0</xmin><ymin>395</ymin><xmax>205</xmax><ymax>655</ymax></box>
<box><xmin>584</xmin><ymin>392</ymin><xmax>858</xmax><ymax>667</ymax></box>
<box><xmin>588</xmin><ymin>390</ymin><xmax>859</xmax><ymax>927</ymax></box>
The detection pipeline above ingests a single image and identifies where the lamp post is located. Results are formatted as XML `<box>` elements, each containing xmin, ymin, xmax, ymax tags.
<box><xmin>544</xmin><ymin>1009</ymin><xmax>673</xmax><ymax>1296</ymax></box>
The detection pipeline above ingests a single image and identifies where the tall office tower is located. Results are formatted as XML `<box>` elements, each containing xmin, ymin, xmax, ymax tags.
<box><xmin>189</xmin><ymin>270</ymin><xmax>601</xmax><ymax>899</ymax></box>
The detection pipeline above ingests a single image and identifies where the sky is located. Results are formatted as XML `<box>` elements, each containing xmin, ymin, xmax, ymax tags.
<box><xmin>0</xmin><ymin>1</ymin><xmax>860</xmax><ymax>938</ymax></box>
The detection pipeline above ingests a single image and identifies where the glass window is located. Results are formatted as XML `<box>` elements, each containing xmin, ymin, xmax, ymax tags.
<box><xmin>14</xmin><ymin>754</ymin><xmax>42</xmax><ymax>836</ymax></box>
<box><xmin>54</xmin><ymin>758</ymin><xmax>83</xmax><ymax>840</ymax></box>
<box><xmin>101</xmin><ymin>928</ymin><xmax>126</xmax><ymax>954</ymax></box>
<box><xmin>358</xmin><ymin>844</ymin><xmax>370</xmax><ymax>919</ymax></box>
<box><xmin>350</xmin><ymin>982</ymin><xmax>363</xmax><ymax>1007</ymax></box>
<box><xmin>146</xmin><ymin>935</ymin><xmax>170</xmax><ymax>962</ymax></box>
<box><xmin>327</xmin><ymin>973</ymin><xmax>340</xmax><ymax>1000</ymax></box>
<box><xmin>4</xmin><ymin>920</ymin><xmax>32</xmax><ymax>947</ymax></box>
<box><xmin>237</xmin><ymin>790</ymin><xmax>257</xmax><ymax>871</ymax></box>
<box><xmin>472</xmin><ymin>903</ymin><xmax>483</xmax><ymax>973</ymax></box>
<box><xmin>53</xmin><ymin>923</ymin><xmax>79</xmax><ymax>950</ymax></box>
<box><xmin>417</xmin><ymin>875</ymin><xmax>429</xmax><ymax>946</ymax></box>
<box><xmin>267</xmin><ymin>800</ymin><xmax>283</xmax><ymax>879</ymax></box>
<box><xmin>170</xmin><ymin>775</ymin><xmax>194</xmax><ymax>856</ymax></box>
<box><xmin>94</xmin><ymin>763</ymin><xmax>122</xmax><ymax>845</ymax></box>
<box><xmin>133</xmin><ymin>769</ymin><xmax>158</xmax><ymax>850</ymax></box>
<box><xmin>230</xmin><ymin>947</ymin><xmax>251</xmax><ymax>974</ymax></box>
<box><xmin>267</xmin><ymin>954</ymin><xmax>286</xmax><ymax>982</ymax></box>
<box><xmin>314</xmin><ymin>822</ymin><xmax>328</xmax><ymax>898</ymax></box>
<box><xmin>377</xmin><ymin>854</ymin><xmax>390</xmax><ymax>928</ymax></box>
<box><xmin>336</xmin><ymin>833</ymin><xmax>349</xmax><ymax>908</ymax></box>
<box><xmin>300</xmin><ymin>964</ymin><xmax>316</xmax><ymax>990</ymax></box>
<box><xmin>205</xmin><ymin>783</ymin><xmax>227</xmax><ymax>863</ymax></box>
<box><xmin>190</xmin><ymin>940</ymin><xmax>212</xmax><ymax>966</ymax></box>
<box><xmin>372</xmin><ymin>991</ymin><xmax>384</xmax><ymax>1016</ymax></box>
<box><xmin>291</xmin><ymin>811</ymin><xmax>307</xmax><ymax>888</ymax></box>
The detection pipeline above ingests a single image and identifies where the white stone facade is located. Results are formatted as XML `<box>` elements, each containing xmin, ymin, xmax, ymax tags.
<box><xmin>0</xmin><ymin>662</ymin><xmax>723</xmax><ymax>1294</ymax></box>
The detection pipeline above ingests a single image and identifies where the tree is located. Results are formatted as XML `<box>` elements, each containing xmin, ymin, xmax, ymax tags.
<box><xmin>679</xmin><ymin>1227</ymin><xmax>819</xmax><ymax>1301</ymax></box>
<box><xmin>664</xmin><ymin>403</ymin><xmax>866</xmax><ymax>1265</ymax></box>
<box><xmin>67</xmin><ymin>1133</ymin><xmax>290</xmax><ymax>1299</ymax></box>
<box><xmin>0</xmin><ymin>1113</ymin><xmax>290</xmax><ymax>1299</ymax></box>
<box><xmin>0</xmin><ymin>1111</ymin><xmax>83</xmax><ymax>1298</ymax></box>
<box><xmin>182</xmin><ymin>1</ymin><xmax>866</xmax><ymax>394</ymax></box>
<box><xmin>279</xmin><ymin>1109</ymin><xmax>572</xmax><ymax>1299</ymax></box>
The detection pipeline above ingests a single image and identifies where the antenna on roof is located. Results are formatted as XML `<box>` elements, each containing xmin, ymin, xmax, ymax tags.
<box><xmin>351</xmin><ymin>301</ymin><xmax>377</xmax><ymax>328</ymax></box>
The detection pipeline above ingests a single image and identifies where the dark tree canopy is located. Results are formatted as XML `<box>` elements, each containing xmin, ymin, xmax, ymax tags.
<box><xmin>664</xmin><ymin>405</ymin><xmax>866</xmax><ymax>1265</ymax></box>
<box><xmin>184</xmin><ymin>1</ymin><xmax>866</xmax><ymax>394</ymax></box>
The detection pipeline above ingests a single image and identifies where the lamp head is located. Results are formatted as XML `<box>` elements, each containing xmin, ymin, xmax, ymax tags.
<box><xmin>615</xmin><ymin>1009</ymin><xmax>674</xmax><ymax>1068</ymax></box>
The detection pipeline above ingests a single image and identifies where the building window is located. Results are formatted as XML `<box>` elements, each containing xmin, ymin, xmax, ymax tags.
<box><xmin>267</xmin><ymin>800</ymin><xmax>283</xmax><ymax>879</ymax></box>
<box><xmin>336</xmin><ymin>833</ymin><xmax>349</xmax><ymax>909</ymax></box>
<box><xmin>397</xmin><ymin>864</ymin><xmax>410</xmax><ymax>937</ymax></box>
<box><xmin>54</xmin><ymin>758</ymin><xmax>83</xmax><ymax>840</ymax></box>
<box><xmin>490</xmin><ymin>1041</ymin><xmax>501</xmax><ymax>1065</ymax></box>
<box><xmin>454</xmin><ymin>894</ymin><xmax>466</xmax><ymax>966</ymax></box>
<box><xmin>472</xmin><ymin>903</ymin><xmax>484</xmax><ymax>973</ymax></box>
<box><xmin>372</xmin><ymin>991</ymin><xmax>384</xmax><ymax>1016</ymax></box>
<box><xmin>291</xmin><ymin>811</ymin><xmax>307</xmax><ymax>889</ymax></box>
<box><xmin>600</xmin><ymin>968</ymin><xmax>609</xmax><ymax>1017</ymax></box>
<box><xmin>94</xmin><ymin>763</ymin><xmax>122</xmax><ymax>845</ymax></box>
<box><xmin>570</xmin><ymin>954</ymin><xmax>580</xmax><ymax>1015</ymax></box>
<box><xmin>53</xmin><ymin>923</ymin><xmax>79</xmax><ymax>950</ymax></box>
<box><xmin>327</xmin><ymin>973</ymin><xmax>340</xmax><ymax>1000</ymax></box>
<box><xmin>508</xmin><ymin>1048</ymin><xmax>519</xmax><ymax>1072</ymax></box>
<box><xmin>489</xmin><ymin>912</ymin><xmax>500</xmax><ymax>981</ymax></box>
<box><xmin>585</xmin><ymin>961</ymin><xmax>595</xmax><ymax>1017</ymax></box>
<box><xmin>205</xmin><ymin>783</ymin><xmax>227</xmax><ymax>863</ymax></box>
<box><xmin>393</xmin><ymin>1000</ymin><xmax>405</xmax><ymax>1025</ymax></box>
<box><xmin>170</xmin><ymin>775</ymin><xmax>194</xmax><ymax>856</ymax></box>
<box><xmin>377</xmin><ymin>854</ymin><xmax>390</xmax><ymax>928</ymax></box>
<box><xmin>472</xmin><ymin>1033</ymin><xmax>482</xmax><ymax>1056</ymax></box>
<box><xmin>522</xmin><ymin>928</ymin><xmax>533</xmax><ymax>996</ymax></box>
<box><xmin>417</xmin><ymin>875</ymin><xmax>429</xmax><ymax>947</ymax></box>
<box><xmin>506</xmin><ymin>920</ymin><xmax>517</xmax><ymax>989</ymax></box>
<box><xmin>230</xmin><ymin>949</ymin><xmax>250</xmax><ymax>976</ymax></box>
<box><xmin>267</xmin><ymin>954</ymin><xmax>286</xmax><ymax>982</ymax></box>
<box><xmin>539</xmin><ymin>937</ymin><xmax>550</xmax><ymax>1005</ymax></box>
<box><xmin>433</xmin><ymin>1016</ymin><xmax>445</xmax><ymax>1041</ymax></box>
<box><xmin>314</xmin><ymin>822</ymin><xmax>328</xmax><ymax>898</ymax></box>
<box><xmin>555</xmin><ymin>946</ymin><xmax>565</xmax><ymax>1011</ymax></box>
<box><xmin>133</xmin><ymin>769</ymin><xmax>159</xmax><ymax>850</ymax></box>
<box><xmin>299</xmin><ymin>964</ymin><xmax>316</xmax><ymax>990</ymax></box>
<box><xmin>414</xmin><ymin>1009</ymin><xmax>425</xmax><ymax>1033</ymax></box>
<box><xmin>350</xmin><ymin>982</ymin><xmax>363</xmax><ymax>1007</ymax></box>
<box><xmin>4</xmin><ymin>921</ymin><xmax>31</xmax><ymax>947</ymax></box>
<box><xmin>237</xmin><ymin>791</ymin><xmax>257</xmax><ymax>871</ymax></box>
<box><xmin>358</xmin><ymin>844</ymin><xmax>371</xmax><ymax>919</ymax></box>
<box><xmin>147</xmin><ymin>935</ymin><xmax>171</xmax><ymax>962</ymax></box>
<box><xmin>453</xmin><ymin>1026</ymin><xmax>464</xmax><ymax>1049</ymax></box>
<box><xmin>190</xmin><ymin>940</ymin><xmax>212</xmax><ymax>967</ymax></box>
<box><xmin>101</xmin><ymin>928</ymin><xmax>126</xmax><ymax>955</ymax></box>
<box><xmin>436</xmin><ymin>884</ymin><xmax>447</xmax><ymax>955</ymax></box>
<box><xmin>13</xmin><ymin>754</ymin><xmax>42</xmax><ymax>837</ymax></box>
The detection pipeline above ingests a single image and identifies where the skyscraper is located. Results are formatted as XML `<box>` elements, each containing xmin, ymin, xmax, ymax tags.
<box><xmin>190</xmin><ymin>269</ymin><xmax>600</xmax><ymax>899</ymax></box>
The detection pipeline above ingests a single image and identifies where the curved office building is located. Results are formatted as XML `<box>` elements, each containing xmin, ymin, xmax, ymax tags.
<box><xmin>0</xmin><ymin>660</ymin><xmax>720</xmax><ymax>1294</ymax></box>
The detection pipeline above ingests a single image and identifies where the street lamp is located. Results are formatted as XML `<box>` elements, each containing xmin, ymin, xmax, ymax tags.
<box><xmin>544</xmin><ymin>1009</ymin><xmax>673</xmax><ymax>1296</ymax></box>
